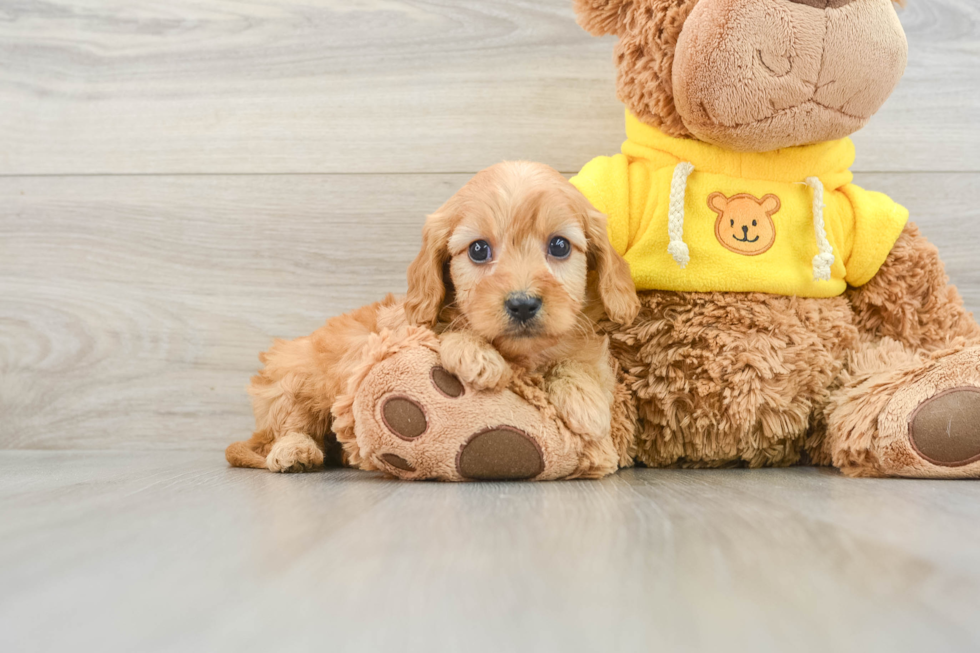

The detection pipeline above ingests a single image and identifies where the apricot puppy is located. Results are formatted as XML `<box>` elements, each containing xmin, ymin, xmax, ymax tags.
<box><xmin>406</xmin><ymin>161</ymin><xmax>640</xmax><ymax>442</ymax></box>
<box><xmin>227</xmin><ymin>161</ymin><xmax>639</xmax><ymax>473</ymax></box>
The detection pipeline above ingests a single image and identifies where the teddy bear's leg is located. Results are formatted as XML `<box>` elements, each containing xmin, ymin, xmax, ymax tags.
<box><xmin>824</xmin><ymin>340</ymin><xmax>980</xmax><ymax>478</ymax></box>
<box><xmin>824</xmin><ymin>223</ymin><xmax>980</xmax><ymax>477</ymax></box>
<box><xmin>331</xmin><ymin>328</ymin><xmax>619</xmax><ymax>481</ymax></box>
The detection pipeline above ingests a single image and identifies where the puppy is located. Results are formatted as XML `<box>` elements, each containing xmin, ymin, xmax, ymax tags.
<box><xmin>226</xmin><ymin>161</ymin><xmax>639</xmax><ymax>473</ymax></box>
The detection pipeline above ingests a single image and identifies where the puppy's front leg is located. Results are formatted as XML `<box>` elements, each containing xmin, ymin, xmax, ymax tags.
<box><xmin>547</xmin><ymin>361</ymin><xmax>613</xmax><ymax>441</ymax></box>
<box><xmin>249</xmin><ymin>367</ymin><xmax>327</xmax><ymax>473</ymax></box>
<box><xmin>266</xmin><ymin>431</ymin><xmax>324</xmax><ymax>473</ymax></box>
<box><xmin>440</xmin><ymin>331</ymin><xmax>512</xmax><ymax>391</ymax></box>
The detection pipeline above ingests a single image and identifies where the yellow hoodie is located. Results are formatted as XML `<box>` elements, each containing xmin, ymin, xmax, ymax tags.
<box><xmin>571</xmin><ymin>111</ymin><xmax>909</xmax><ymax>297</ymax></box>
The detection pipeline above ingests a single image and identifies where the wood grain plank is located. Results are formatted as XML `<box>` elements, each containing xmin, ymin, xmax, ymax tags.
<box><xmin>1</xmin><ymin>452</ymin><xmax>979</xmax><ymax>652</ymax></box>
<box><xmin>1</xmin><ymin>172</ymin><xmax>978</xmax><ymax>451</ymax></box>
<box><xmin>0</xmin><ymin>173</ymin><xmax>456</xmax><ymax>450</ymax></box>
<box><xmin>0</xmin><ymin>0</ymin><xmax>977</xmax><ymax>175</ymax></box>
<box><xmin>851</xmin><ymin>0</ymin><xmax>980</xmax><ymax>171</ymax></box>
<box><xmin>852</xmin><ymin>172</ymin><xmax>980</xmax><ymax>310</ymax></box>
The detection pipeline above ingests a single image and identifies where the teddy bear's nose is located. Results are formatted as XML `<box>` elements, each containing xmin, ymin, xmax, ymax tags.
<box><xmin>787</xmin><ymin>0</ymin><xmax>857</xmax><ymax>8</ymax></box>
<box><xmin>742</xmin><ymin>225</ymin><xmax>750</xmax><ymax>236</ymax></box>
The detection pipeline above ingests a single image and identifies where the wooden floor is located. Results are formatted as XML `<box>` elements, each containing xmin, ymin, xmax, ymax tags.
<box><xmin>0</xmin><ymin>451</ymin><xmax>979</xmax><ymax>653</ymax></box>
<box><xmin>2</xmin><ymin>1</ymin><xmax>980</xmax><ymax>651</ymax></box>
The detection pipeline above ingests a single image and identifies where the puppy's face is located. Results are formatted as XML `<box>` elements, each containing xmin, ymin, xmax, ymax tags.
<box><xmin>405</xmin><ymin>162</ymin><xmax>639</xmax><ymax>358</ymax></box>
<box><xmin>446</xmin><ymin>178</ymin><xmax>588</xmax><ymax>353</ymax></box>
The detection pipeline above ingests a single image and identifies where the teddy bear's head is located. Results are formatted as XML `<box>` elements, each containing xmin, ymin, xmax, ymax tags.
<box><xmin>574</xmin><ymin>0</ymin><xmax>908</xmax><ymax>152</ymax></box>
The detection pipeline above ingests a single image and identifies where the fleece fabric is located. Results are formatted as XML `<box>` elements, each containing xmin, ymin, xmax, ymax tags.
<box><xmin>571</xmin><ymin>111</ymin><xmax>909</xmax><ymax>297</ymax></box>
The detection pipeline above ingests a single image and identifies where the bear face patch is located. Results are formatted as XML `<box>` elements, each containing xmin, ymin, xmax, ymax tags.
<box><xmin>708</xmin><ymin>192</ymin><xmax>781</xmax><ymax>256</ymax></box>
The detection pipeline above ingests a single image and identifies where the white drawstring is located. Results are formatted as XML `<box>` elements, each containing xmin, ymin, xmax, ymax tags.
<box><xmin>805</xmin><ymin>176</ymin><xmax>835</xmax><ymax>281</ymax></box>
<box><xmin>667</xmin><ymin>162</ymin><xmax>694</xmax><ymax>268</ymax></box>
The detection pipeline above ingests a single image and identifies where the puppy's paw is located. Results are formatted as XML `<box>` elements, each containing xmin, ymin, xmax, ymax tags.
<box><xmin>266</xmin><ymin>433</ymin><xmax>324</xmax><ymax>473</ymax></box>
<box><xmin>549</xmin><ymin>378</ymin><xmax>612</xmax><ymax>441</ymax></box>
<box><xmin>439</xmin><ymin>332</ymin><xmax>512</xmax><ymax>391</ymax></box>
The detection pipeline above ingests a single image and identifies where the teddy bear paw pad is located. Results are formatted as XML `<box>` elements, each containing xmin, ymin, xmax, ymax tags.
<box><xmin>430</xmin><ymin>366</ymin><xmax>464</xmax><ymax>398</ymax></box>
<box><xmin>381</xmin><ymin>396</ymin><xmax>428</xmax><ymax>440</ymax></box>
<box><xmin>909</xmin><ymin>387</ymin><xmax>980</xmax><ymax>467</ymax></box>
<box><xmin>456</xmin><ymin>427</ymin><xmax>545</xmax><ymax>480</ymax></box>
<box><xmin>378</xmin><ymin>453</ymin><xmax>416</xmax><ymax>472</ymax></box>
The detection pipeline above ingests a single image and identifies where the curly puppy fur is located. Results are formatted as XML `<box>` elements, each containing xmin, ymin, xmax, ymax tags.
<box><xmin>228</xmin><ymin>295</ymin><xmax>404</xmax><ymax>472</ymax></box>
<box><xmin>227</xmin><ymin>162</ymin><xmax>638</xmax><ymax>472</ymax></box>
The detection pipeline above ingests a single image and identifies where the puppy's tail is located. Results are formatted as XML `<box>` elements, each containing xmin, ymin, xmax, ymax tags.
<box><xmin>225</xmin><ymin>430</ymin><xmax>274</xmax><ymax>469</ymax></box>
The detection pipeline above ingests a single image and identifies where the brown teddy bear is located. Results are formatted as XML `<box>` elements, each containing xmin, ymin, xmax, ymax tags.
<box><xmin>569</xmin><ymin>0</ymin><xmax>980</xmax><ymax>477</ymax></box>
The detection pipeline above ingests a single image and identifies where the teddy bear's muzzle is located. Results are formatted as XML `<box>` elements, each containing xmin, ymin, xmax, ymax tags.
<box><xmin>671</xmin><ymin>0</ymin><xmax>908</xmax><ymax>152</ymax></box>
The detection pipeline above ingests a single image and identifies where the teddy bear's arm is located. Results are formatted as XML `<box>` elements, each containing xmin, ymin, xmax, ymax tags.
<box><xmin>847</xmin><ymin>222</ymin><xmax>980</xmax><ymax>351</ymax></box>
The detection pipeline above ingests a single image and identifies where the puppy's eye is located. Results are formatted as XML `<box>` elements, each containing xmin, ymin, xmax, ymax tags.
<box><xmin>468</xmin><ymin>240</ymin><xmax>492</xmax><ymax>263</ymax></box>
<box><xmin>548</xmin><ymin>236</ymin><xmax>571</xmax><ymax>259</ymax></box>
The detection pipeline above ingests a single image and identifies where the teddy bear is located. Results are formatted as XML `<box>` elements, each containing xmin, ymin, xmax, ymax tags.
<box><xmin>566</xmin><ymin>0</ymin><xmax>980</xmax><ymax>477</ymax></box>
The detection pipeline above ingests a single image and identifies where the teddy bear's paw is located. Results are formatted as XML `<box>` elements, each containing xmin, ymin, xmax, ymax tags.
<box><xmin>370</xmin><ymin>372</ymin><xmax>545</xmax><ymax>481</ymax></box>
<box><xmin>350</xmin><ymin>346</ymin><xmax>585</xmax><ymax>481</ymax></box>
<box><xmin>266</xmin><ymin>433</ymin><xmax>324</xmax><ymax>473</ymax></box>
<box><xmin>376</xmin><ymin>404</ymin><xmax>545</xmax><ymax>481</ymax></box>
<box><xmin>873</xmin><ymin>347</ymin><xmax>980</xmax><ymax>478</ymax></box>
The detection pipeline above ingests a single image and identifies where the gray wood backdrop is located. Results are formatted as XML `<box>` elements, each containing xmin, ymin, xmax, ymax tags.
<box><xmin>2</xmin><ymin>0</ymin><xmax>978</xmax><ymax>452</ymax></box>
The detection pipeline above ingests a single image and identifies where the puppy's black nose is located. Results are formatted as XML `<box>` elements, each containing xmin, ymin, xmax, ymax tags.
<box><xmin>504</xmin><ymin>294</ymin><xmax>542</xmax><ymax>324</ymax></box>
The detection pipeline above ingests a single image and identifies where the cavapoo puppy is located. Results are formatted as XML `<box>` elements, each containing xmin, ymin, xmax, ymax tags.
<box><xmin>226</xmin><ymin>161</ymin><xmax>639</xmax><ymax>473</ymax></box>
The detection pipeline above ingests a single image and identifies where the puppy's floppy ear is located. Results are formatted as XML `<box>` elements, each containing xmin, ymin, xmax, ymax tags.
<box><xmin>573</xmin><ymin>0</ymin><xmax>631</xmax><ymax>36</ymax></box>
<box><xmin>405</xmin><ymin>204</ymin><xmax>456</xmax><ymax>326</ymax></box>
<box><xmin>582</xmin><ymin>203</ymin><xmax>639</xmax><ymax>326</ymax></box>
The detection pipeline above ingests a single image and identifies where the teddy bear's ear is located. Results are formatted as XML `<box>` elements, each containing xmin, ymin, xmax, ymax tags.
<box><xmin>707</xmin><ymin>192</ymin><xmax>729</xmax><ymax>215</ymax></box>
<box><xmin>760</xmin><ymin>194</ymin><xmax>781</xmax><ymax>216</ymax></box>
<box><xmin>573</xmin><ymin>0</ymin><xmax>631</xmax><ymax>37</ymax></box>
